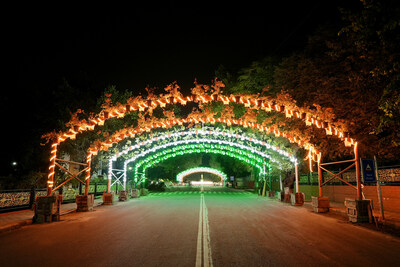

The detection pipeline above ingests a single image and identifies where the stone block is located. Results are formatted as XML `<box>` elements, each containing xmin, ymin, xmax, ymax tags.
<box><xmin>291</xmin><ymin>192</ymin><xmax>305</xmax><ymax>206</ymax></box>
<box><xmin>33</xmin><ymin>195</ymin><xmax>61</xmax><ymax>224</ymax></box>
<box><xmin>118</xmin><ymin>190</ymin><xmax>128</xmax><ymax>201</ymax></box>
<box><xmin>102</xmin><ymin>193</ymin><xmax>113</xmax><ymax>205</ymax></box>
<box><xmin>312</xmin><ymin>196</ymin><xmax>330</xmax><ymax>213</ymax></box>
<box><xmin>76</xmin><ymin>194</ymin><xmax>94</xmax><ymax>212</ymax></box>
<box><xmin>131</xmin><ymin>189</ymin><xmax>140</xmax><ymax>198</ymax></box>
<box><xmin>345</xmin><ymin>199</ymin><xmax>372</xmax><ymax>223</ymax></box>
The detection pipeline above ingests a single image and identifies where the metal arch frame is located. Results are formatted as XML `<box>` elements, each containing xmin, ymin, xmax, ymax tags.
<box><xmin>130</xmin><ymin>143</ymin><xmax>267</xmax><ymax>190</ymax></box>
<box><xmin>105</xmin><ymin>129</ymin><xmax>297</xmax><ymax>194</ymax></box>
<box><xmin>124</xmin><ymin>140</ymin><xmax>271</xmax><ymax>186</ymax></box>
<box><xmin>47</xmin><ymin>91</ymin><xmax>360</xmax><ymax>198</ymax></box>
<box><xmin>110</xmin><ymin>129</ymin><xmax>297</xmax><ymax>163</ymax></box>
<box><xmin>106</xmin><ymin>132</ymin><xmax>296</xmax><ymax>191</ymax></box>
<box><xmin>138</xmin><ymin>149</ymin><xmax>265</xmax><ymax>189</ymax></box>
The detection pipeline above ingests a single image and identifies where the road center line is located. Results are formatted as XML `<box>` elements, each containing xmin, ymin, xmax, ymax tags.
<box><xmin>195</xmin><ymin>193</ymin><xmax>213</xmax><ymax>267</ymax></box>
<box><xmin>202</xmin><ymin>194</ymin><xmax>213</xmax><ymax>267</ymax></box>
<box><xmin>195</xmin><ymin>194</ymin><xmax>203</xmax><ymax>267</ymax></box>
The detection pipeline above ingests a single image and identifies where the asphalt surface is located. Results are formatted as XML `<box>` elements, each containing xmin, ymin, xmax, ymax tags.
<box><xmin>1</xmin><ymin>187</ymin><xmax>400</xmax><ymax>267</ymax></box>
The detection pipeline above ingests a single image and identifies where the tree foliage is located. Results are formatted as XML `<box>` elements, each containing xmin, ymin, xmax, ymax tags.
<box><xmin>215</xmin><ymin>0</ymin><xmax>399</xmax><ymax>162</ymax></box>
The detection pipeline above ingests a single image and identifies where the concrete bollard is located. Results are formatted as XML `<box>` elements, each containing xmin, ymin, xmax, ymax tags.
<box><xmin>312</xmin><ymin>196</ymin><xmax>330</xmax><ymax>213</ymax></box>
<box><xmin>102</xmin><ymin>193</ymin><xmax>113</xmax><ymax>205</ymax></box>
<box><xmin>33</xmin><ymin>195</ymin><xmax>62</xmax><ymax>223</ymax></box>
<box><xmin>76</xmin><ymin>194</ymin><xmax>94</xmax><ymax>212</ymax></box>
<box><xmin>345</xmin><ymin>199</ymin><xmax>372</xmax><ymax>223</ymax></box>
<box><xmin>118</xmin><ymin>190</ymin><xmax>128</xmax><ymax>201</ymax></box>
<box><xmin>131</xmin><ymin>189</ymin><xmax>140</xmax><ymax>198</ymax></box>
<box><xmin>291</xmin><ymin>192</ymin><xmax>305</xmax><ymax>206</ymax></box>
<box><xmin>268</xmin><ymin>191</ymin><xmax>275</xmax><ymax>198</ymax></box>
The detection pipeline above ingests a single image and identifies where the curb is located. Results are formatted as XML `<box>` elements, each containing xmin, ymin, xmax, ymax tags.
<box><xmin>0</xmin><ymin>202</ymin><xmax>104</xmax><ymax>234</ymax></box>
<box><xmin>0</xmin><ymin>219</ymin><xmax>32</xmax><ymax>234</ymax></box>
<box><xmin>383</xmin><ymin>220</ymin><xmax>400</xmax><ymax>231</ymax></box>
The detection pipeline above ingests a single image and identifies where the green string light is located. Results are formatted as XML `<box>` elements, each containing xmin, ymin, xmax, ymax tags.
<box><xmin>130</xmin><ymin>143</ymin><xmax>270</xmax><ymax>182</ymax></box>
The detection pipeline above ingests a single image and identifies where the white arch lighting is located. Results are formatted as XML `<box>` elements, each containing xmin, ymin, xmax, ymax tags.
<box><xmin>176</xmin><ymin>167</ymin><xmax>228</xmax><ymax>184</ymax></box>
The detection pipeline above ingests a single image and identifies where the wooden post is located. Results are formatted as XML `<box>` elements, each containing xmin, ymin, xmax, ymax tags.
<box><xmin>47</xmin><ymin>143</ymin><xmax>58</xmax><ymax>196</ymax></box>
<box><xmin>318</xmin><ymin>158</ymin><xmax>323</xmax><ymax>197</ymax></box>
<box><xmin>374</xmin><ymin>156</ymin><xmax>384</xmax><ymax>221</ymax></box>
<box><xmin>355</xmin><ymin>143</ymin><xmax>362</xmax><ymax>200</ymax></box>
<box><xmin>84</xmin><ymin>179</ymin><xmax>89</xmax><ymax>195</ymax></box>
<box><xmin>262</xmin><ymin>161</ymin><xmax>266</xmax><ymax>196</ymax></box>
<box><xmin>262</xmin><ymin>181</ymin><xmax>266</xmax><ymax>196</ymax></box>
<box><xmin>107</xmin><ymin>178</ymin><xmax>111</xmax><ymax>193</ymax></box>
<box><xmin>295</xmin><ymin>163</ymin><xmax>299</xmax><ymax>193</ymax></box>
<box><xmin>84</xmin><ymin>153</ymin><xmax>92</xmax><ymax>196</ymax></box>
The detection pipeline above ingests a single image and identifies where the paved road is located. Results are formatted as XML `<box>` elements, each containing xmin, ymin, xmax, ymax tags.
<box><xmin>1</xmin><ymin>188</ymin><xmax>400</xmax><ymax>267</ymax></box>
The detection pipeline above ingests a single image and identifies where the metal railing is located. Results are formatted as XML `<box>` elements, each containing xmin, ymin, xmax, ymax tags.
<box><xmin>0</xmin><ymin>183</ymin><xmax>109</xmax><ymax>212</ymax></box>
<box><xmin>299</xmin><ymin>166</ymin><xmax>400</xmax><ymax>186</ymax></box>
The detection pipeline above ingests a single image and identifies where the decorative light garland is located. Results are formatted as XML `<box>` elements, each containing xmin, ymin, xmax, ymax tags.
<box><xmin>45</xmin><ymin>86</ymin><xmax>357</xmax><ymax>195</ymax></box>
<box><xmin>110</xmin><ymin>129</ymin><xmax>296</xmax><ymax>163</ymax></box>
<box><xmin>138</xmin><ymin>149</ymin><xmax>265</xmax><ymax>184</ymax></box>
<box><xmin>125</xmin><ymin>140</ymin><xmax>270</xmax><ymax>183</ymax></box>
<box><xmin>176</xmin><ymin>167</ymin><xmax>228</xmax><ymax>184</ymax></box>
<box><xmin>51</xmin><ymin>93</ymin><xmax>354</xmax><ymax>149</ymax></box>
<box><xmin>128</xmin><ymin>143</ymin><xmax>268</xmax><ymax>186</ymax></box>
<box><xmin>110</xmin><ymin>137</ymin><xmax>277</xmax><ymax>189</ymax></box>
<box><xmin>91</xmin><ymin>116</ymin><xmax>317</xmax><ymax>158</ymax></box>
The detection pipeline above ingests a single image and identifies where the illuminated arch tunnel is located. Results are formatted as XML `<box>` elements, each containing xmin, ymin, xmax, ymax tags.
<box><xmin>107</xmin><ymin>130</ymin><xmax>296</xmax><ymax>190</ymax></box>
<box><xmin>176</xmin><ymin>167</ymin><xmax>228</xmax><ymax>186</ymax></box>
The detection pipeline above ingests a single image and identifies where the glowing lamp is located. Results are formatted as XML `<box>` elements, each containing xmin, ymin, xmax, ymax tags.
<box><xmin>115</xmin><ymin>110</ymin><xmax>125</xmax><ymax>118</ymax></box>
<box><xmin>326</xmin><ymin>127</ymin><xmax>333</xmax><ymax>135</ymax></box>
<box><xmin>344</xmin><ymin>138</ymin><xmax>352</xmax><ymax>147</ymax></box>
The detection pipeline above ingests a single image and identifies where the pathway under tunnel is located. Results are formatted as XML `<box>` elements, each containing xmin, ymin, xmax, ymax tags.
<box><xmin>2</xmin><ymin>187</ymin><xmax>400</xmax><ymax>267</ymax></box>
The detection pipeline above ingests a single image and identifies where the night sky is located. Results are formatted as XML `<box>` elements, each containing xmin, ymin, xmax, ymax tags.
<box><xmin>3</xmin><ymin>1</ymin><xmax>359</xmax><ymax>175</ymax></box>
